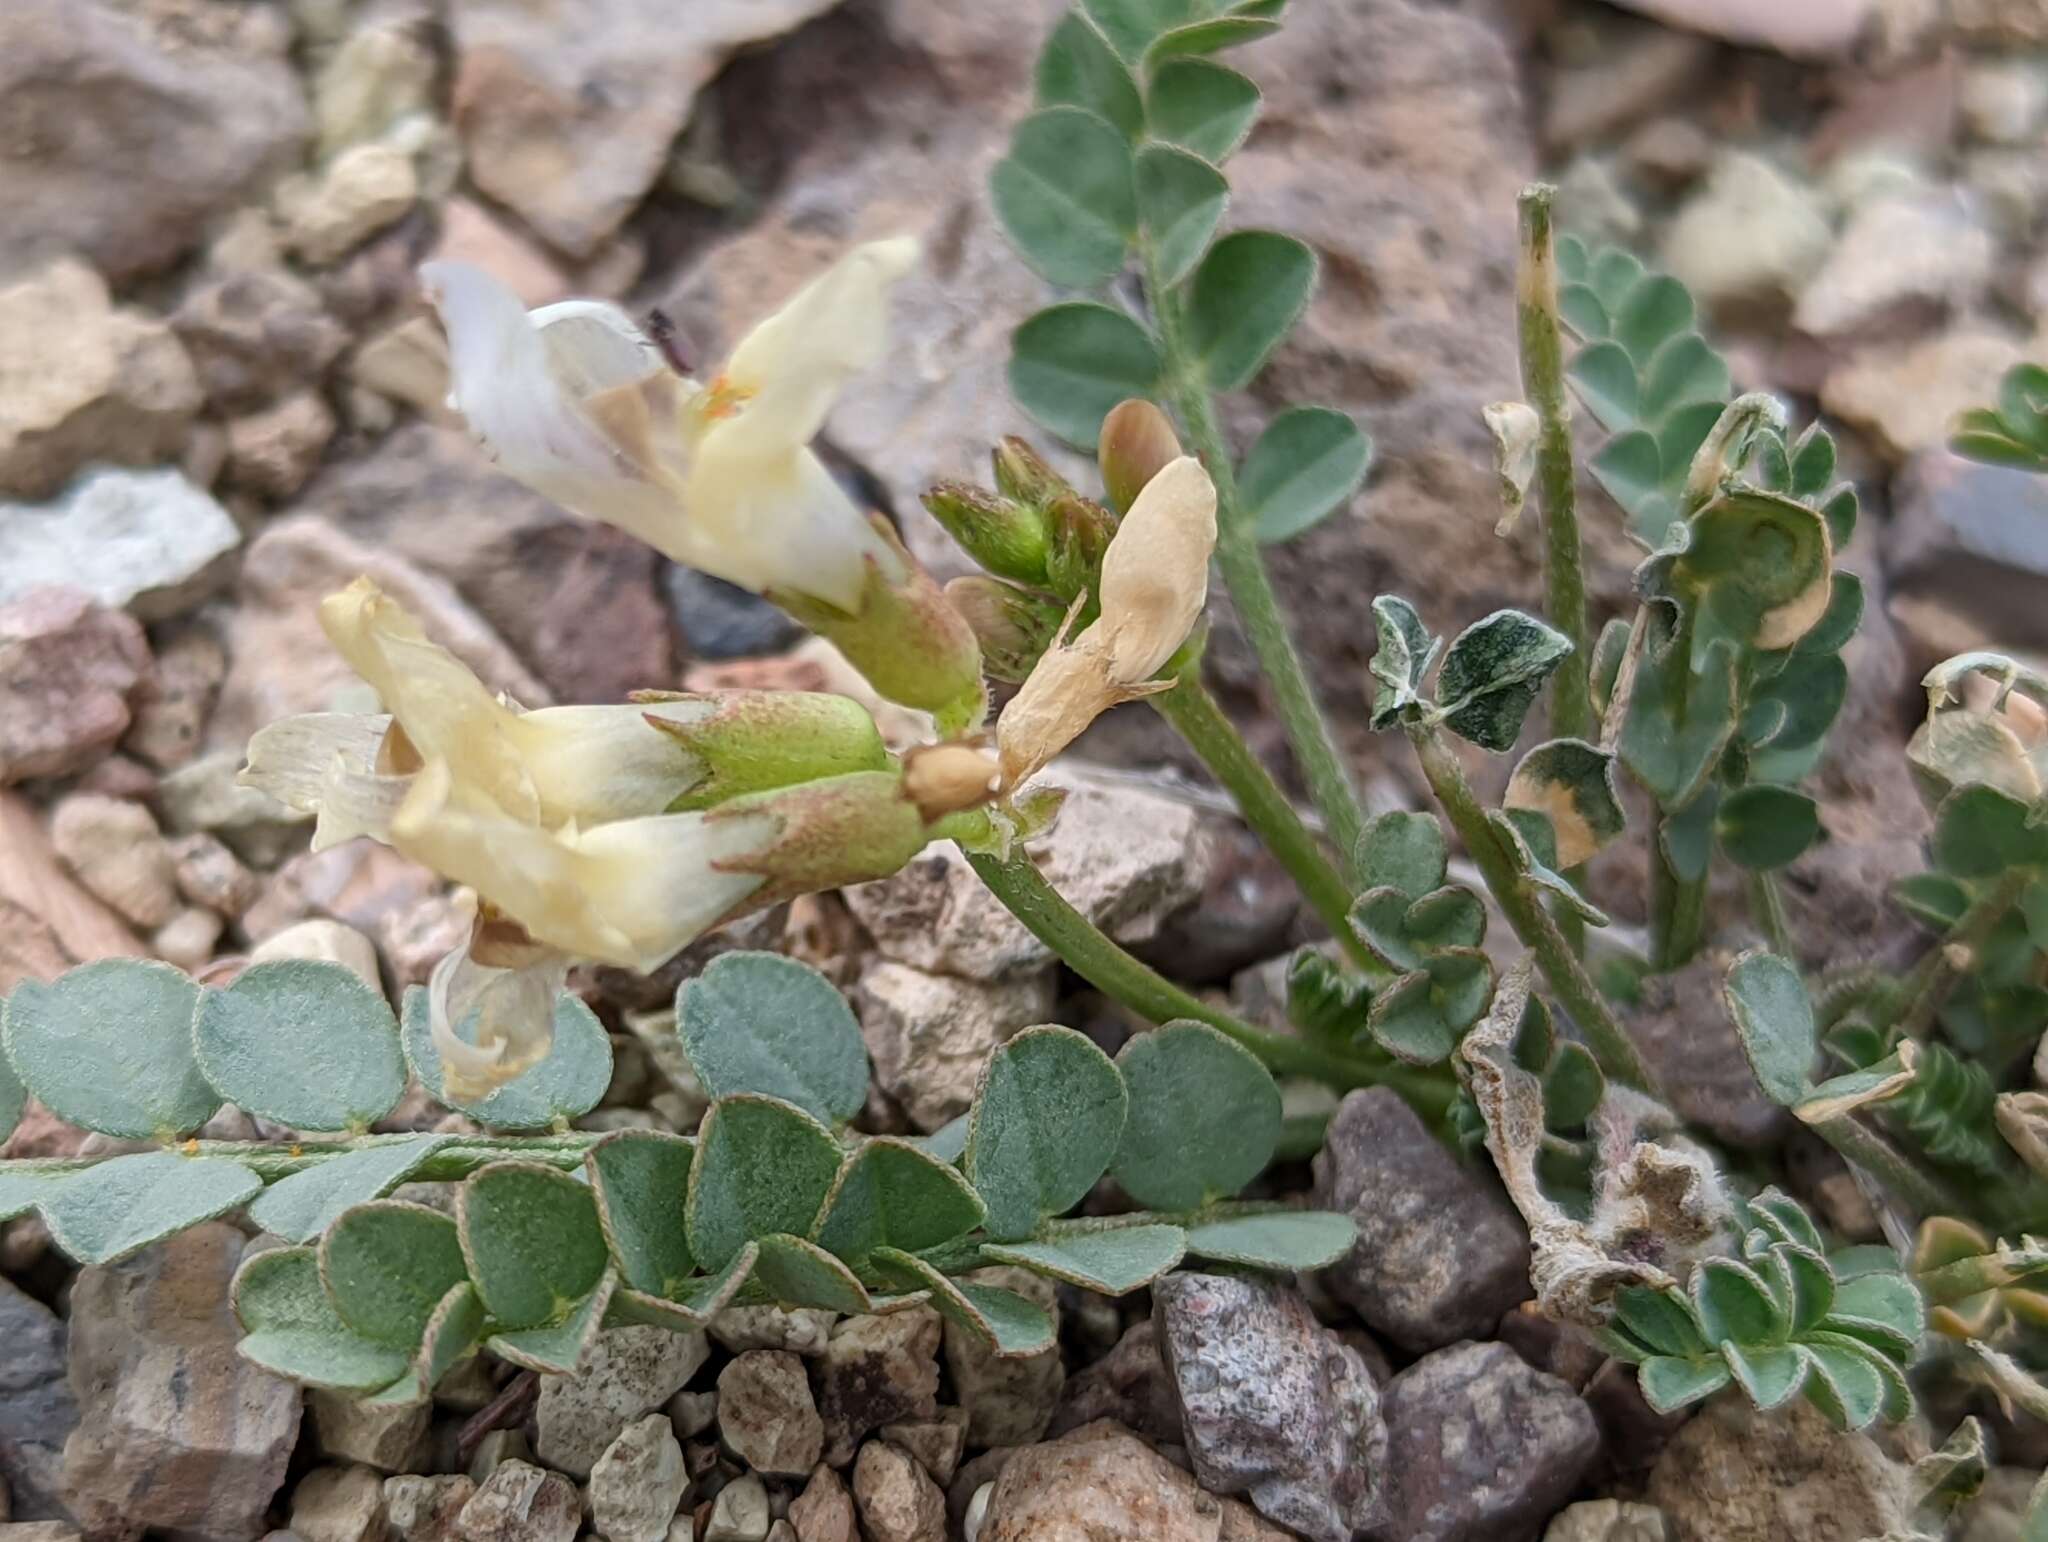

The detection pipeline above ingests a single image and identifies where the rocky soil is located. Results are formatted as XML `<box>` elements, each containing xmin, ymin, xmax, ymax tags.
<box><xmin>3</xmin><ymin>0</ymin><xmax>2048</xmax><ymax>1539</ymax></box>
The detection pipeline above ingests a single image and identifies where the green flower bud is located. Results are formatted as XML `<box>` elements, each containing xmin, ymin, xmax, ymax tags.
<box><xmin>639</xmin><ymin>690</ymin><xmax>891</xmax><ymax>811</ymax></box>
<box><xmin>1044</xmin><ymin>492</ymin><xmax>1118</xmax><ymax>602</ymax></box>
<box><xmin>921</xmin><ymin>480</ymin><xmax>1052</xmax><ymax>587</ymax></box>
<box><xmin>710</xmin><ymin>768</ymin><xmax>939</xmax><ymax>907</ymax></box>
<box><xmin>943</xmin><ymin>575</ymin><xmax>1069</xmax><ymax>684</ymax></box>
<box><xmin>992</xmin><ymin>435</ymin><xmax>1075</xmax><ymax>507</ymax></box>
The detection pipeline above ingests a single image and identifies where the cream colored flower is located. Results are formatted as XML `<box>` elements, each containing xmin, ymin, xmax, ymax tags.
<box><xmin>421</xmin><ymin>238</ymin><xmax>920</xmax><ymax>611</ymax></box>
<box><xmin>996</xmin><ymin>456</ymin><xmax>1217</xmax><ymax>787</ymax></box>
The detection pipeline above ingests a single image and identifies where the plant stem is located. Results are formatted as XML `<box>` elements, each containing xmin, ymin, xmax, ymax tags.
<box><xmin>963</xmin><ymin>842</ymin><xmax>1452</xmax><ymax>1117</ymax></box>
<box><xmin>1406</xmin><ymin>722</ymin><xmax>1662</xmax><ymax>1096</ymax></box>
<box><xmin>4</xmin><ymin>1131</ymin><xmax>604</xmax><ymax>1183</ymax></box>
<box><xmin>1891</xmin><ymin>868</ymin><xmax>2031</xmax><ymax>1040</ymax></box>
<box><xmin>1807</xmin><ymin>1110</ymin><xmax>1969</xmax><ymax>1218</ymax></box>
<box><xmin>1649</xmin><ymin>829</ymin><xmax>1708</xmax><ymax>971</ymax></box>
<box><xmin>1747</xmin><ymin>868</ymin><xmax>1793</xmax><ymax>957</ymax></box>
<box><xmin>1147</xmin><ymin>669</ymin><xmax>1379</xmax><ymax>973</ymax></box>
<box><xmin>1139</xmin><ymin>241</ymin><xmax>1372</xmax><ymax>883</ymax></box>
<box><xmin>1515</xmin><ymin>183</ymin><xmax>1593</xmax><ymax>744</ymax></box>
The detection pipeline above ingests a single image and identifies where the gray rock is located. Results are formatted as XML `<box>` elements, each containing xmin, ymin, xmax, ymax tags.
<box><xmin>0</xmin><ymin>468</ymin><xmax>238</xmax><ymax>619</ymax></box>
<box><xmin>876</xmin><ymin>1410</ymin><xmax>967</xmax><ymax>1487</ymax></box>
<box><xmin>127</xmin><ymin>629</ymin><xmax>227</xmax><ymax>773</ymax></box>
<box><xmin>717</xmin><ymin>1352</ymin><xmax>823</xmax><ymax>1478</ymax></box>
<box><xmin>310</xmin><ymin>1391</ymin><xmax>428</xmax><ymax>1476</ymax></box>
<box><xmin>225</xmin><ymin>392</ymin><xmax>339</xmax><ymax>502</ymax></box>
<box><xmin>1544</xmin><ymin>1500</ymin><xmax>1672</xmax><ymax>1542</ymax></box>
<box><xmin>464</xmin><ymin>1431</ymin><xmax>531</xmax><ymax>1489</ymax></box>
<box><xmin>590</xmin><ymin>1415</ymin><xmax>686</xmax><ymax>1542</ymax></box>
<box><xmin>1373</xmin><ymin>1341</ymin><xmax>1599</xmax><ymax>1542</ymax></box>
<box><xmin>290</xmin><ymin>1467</ymin><xmax>385</xmax><ymax>1542</ymax></box>
<box><xmin>1630</xmin><ymin>956</ymin><xmax>1793</xmax><ymax>1148</ymax></box>
<box><xmin>0</xmin><ymin>1528</ymin><xmax>83</xmax><ymax>1542</ymax></box>
<box><xmin>156</xmin><ymin>751</ymin><xmax>304</xmax><ymax>868</ymax></box>
<box><xmin>1661</xmin><ymin>151</ymin><xmax>1833</xmax><ymax>318</ymax></box>
<box><xmin>854</xmin><ymin>962</ymin><xmax>1057</xmax><ymax>1134</ymax></box>
<box><xmin>1543</xmin><ymin>11</ymin><xmax>1716</xmax><ymax>153</ymax></box>
<box><xmin>787</xmin><ymin>1464</ymin><xmax>857</xmax><ymax>1542</ymax></box>
<box><xmin>1888</xmin><ymin>447</ymin><xmax>2048</xmax><ymax>659</ymax></box>
<box><xmin>0</xmin><ymin>1277</ymin><xmax>77</xmax><ymax>1522</ymax></box>
<box><xmin>703</xmin><ymin>1471</ymin><xmax>770</xmax><ymax>1542</ymax></box>
<box><xmin>1646</xmin><ymin>1395</ymin><xmax>1913</xmax><ymax>1542</ymax></box>
<box><xmin>1312</xmin><ymin>1088</ymin><xmax>1531</xmax><ymax>1352</ymax></box>
<box><xmin>663</xmin><ymin>569</ymin><xmax>803</xmax><ymax>661</ymax></box>
<box><xmin>169</xmin><ymin>833</ymin><xmax>260</xmax><ymax>919</ymax></box>
<box><xmin>1154</xmin><ymin>1273</ymin><xmax>1383</xmax><ymax>1542</ymax></box>
<box><xmin>851</xmin><ymin>1441</ymin><xmax>945</xmax><ymax>1542</ymax></box>
<box><xmin>977</xmin><ymin>1420</ymin><xmax>1228</xmax><ymax>1542</ymax></box>
<box><xmin>382</xmin><ymin>1475</ymin><xmax>474</xmax><ymax>1542</ymax></box>
<box><xmin>1795</xmin><ymin>188</ymin><xmax>1994</xmax><ymax>339</ymax></box>
<box><xmin>943</xmin><ymin>1270</ymin><xmax>1064</xmax><ymax>1450</ymax></box>
<box><xmin>669</xmin><ymin>1390</ymin><xmax>719</xmax><ymax>1441</ymax></box>
<box><xmin>534</xmin><ymin>1326</ymin><xmax>709</xmax><ymax>1479</ymax></box>
<box><xmin>172</xmin><ymin>262</ymin><xmax>349</xmax><ymax>415</ymax></box>
<box><xmin>456</xmin><ymin>1461</ymin><xmax>579</xmax><ymax>1542</ymax></box>
<box><xmin>62</xmin><ymin>1223</ymin><xmax>302</xmax><ymax>1542</ymax></box>
<box><xmin>0</xmin><ymin>587</ymin><xmax>150</xmax><ymax>785</ymax></box>
<box><xmin>1048</xmin><ymin>1319</ymin><xmax>1182</xmax><ymax>1445</ymax></box>
<box><xmin>709</xmin><ymin>1308</ymin><xmax>836</xmax><ymax>1358</ymax></box>
<box><xmin>815</xmin><ymin>1309</ymin><xmax>942</xmax><ymax>1467</ymax></box>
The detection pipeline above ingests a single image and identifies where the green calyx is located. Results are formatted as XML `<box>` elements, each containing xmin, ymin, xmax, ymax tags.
<box><xmin>648</xmin><ymin>691</ymin><xmax>891</xmax><ymax>813</ymax></box>
<box><xmin>921</xmin><ymin>481</ymin><xmax>1054</xmax><ymax>588</ymax></box>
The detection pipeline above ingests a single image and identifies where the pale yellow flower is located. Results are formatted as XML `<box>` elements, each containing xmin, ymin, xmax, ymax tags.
<box><xmin>420</xmin><ymin>239</ymin><xmax>920</xmax><ymax>611</ymax></box>
<box><xmin>996</xmin><ymin>456</ymin><xmax>1218</xmax><ymax>787</ymax></box>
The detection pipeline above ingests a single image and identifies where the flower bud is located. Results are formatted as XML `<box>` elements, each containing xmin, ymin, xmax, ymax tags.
<box><xmin>902</xmin><ymin>742</ymin><xmax>1002</xmax><ymax>821</ymax></box>
<box><xmin>1044</xmin><ymin>492</ymin><xmax>1118</xmax><ymax>602</ymax></box>
<box><xmin>710</xmin><ymin>769</ymin><xmax>941</xmax><ymax>908</ymax></box>
<box><xmin>943</xmin><ymin>575</ymin><xmax>1068</xmax><ymax>684</ymax></box>
<box><xmin>921</xmin><ymin>480</ymin><xmax>1051</xmax><ymax>587</ymax></box>
<box><xmin>635</xmin><ymin>689</ymin><xmax>890</xmax><ymax>810</ymax></box>
<box><xmin>992</xmin><ymin>435</ymin><xmax>1074</xmax><ymax>508</ymax></box>
<box><xmin>1098</xmin><ymin>398</ymin><xmax>1181</xmax><ymax>514</ymax></box>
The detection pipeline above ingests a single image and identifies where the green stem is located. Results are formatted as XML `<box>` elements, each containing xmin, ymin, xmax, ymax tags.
<box><xmin>1748</xmin><ymin>868</ymin><xmax>1793</xmax><ymax>957</ymax></box>
<box><xmin>1515</xmin><ymin>184</ymin><xmax>1592</xmax><ymax>743</ymax></box>
<box><xmin>963</xmin><ymin>841</ymin><xmax>1451</xmax><ymax>1118</ymax></box>
<box><xmin>1406</xmin><ymin>722</ymin><xmax>1661</xmax><ymax>1096</ymax></box>
<box><xmin>5</xmin><ymin>1131</ymin><xmax>604</xmax><ymax>1183</ymax></box>
<box><xmin>1650</xmin><ymin>828</ymin><xmax>1708</xmax><ymax>972</ymax></box>
<box><xmin>1139</xmin><ymin>240</ymin><xmax>1371</xmax><ymax>883</ymax></box>
<box><xmin>1808</xmin><ymin>1111</ymin><xmax>1969</xmax><ymax>1218</ymax></box>
<box><xmin>1148</xmin><ymin>669</ymin><xmax>1379</xmax><ymax>974</ymax></box>
<box><xmin>1891</xmin><ymin>867</ymin><xmax>2031</xmax><ymax>1040</ymax></box>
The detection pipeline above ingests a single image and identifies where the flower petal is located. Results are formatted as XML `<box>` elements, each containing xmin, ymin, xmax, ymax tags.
<box><xmin>681</xmin><ymin>441</ymin><xmax>890</xmax><ymax>608</ymax></box>
<box><xmin>512</xmin><ymin>701</ymin><xmax>714</xmax><ymax>824</ymax></box>
<box><xmin>428</xmin><ymin>937</ymin><xmax>570</xmax><ymax>1102</ymax></box>
<box><xmin>571</xmin><ymin>810</ymin><xmax>778</xmax><ymax>972</ymax></box>
<box><xmin>1097</xmin><ymin>454</ymin><xmax>1217</xmax><ymax>684</ymax></box>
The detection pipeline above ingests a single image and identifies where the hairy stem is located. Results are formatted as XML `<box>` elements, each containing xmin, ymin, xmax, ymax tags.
<box><xmin>1407</xmin><ymin>722</ymin><xmax>1662</xmax><ymax>1096</ymax></box>
<box><xmin>1515</xmin><ymin>183</ymin><xmax>1593</xmax><ymax>743</ymax></box>
<box><xmin>1139</xmin><ymin>241</ymin><xmax>1372</xmax><ymax>882</ymax></box>
<box><xmin>1808</xmin><ymin>1111</ymin><xmax>1969</xmax><ymax>1218</ymax></box>
<box><xmin>1892</xmin><ymin>867</ymin><xmax>2031</xmax><ymax>1041</ymax></box>
<box><xmin>1147</xmin><ymin>670</ymin><xmax>1379</xmax><ymax>973</ymax></box>
<box><xmin>5</xmin><ymin>1131</ymin><xmax>604</xmax><ymax>1184</ymax></box>
<box><xmin>1650</xmin><ymin>829</ymin><xmax>1708</xmax><ymax>972</ymax></box>
<box><xmin>1747</xmin><ymin>868</ymin><xmax>1794</xmax><ymax>958</ymax></box>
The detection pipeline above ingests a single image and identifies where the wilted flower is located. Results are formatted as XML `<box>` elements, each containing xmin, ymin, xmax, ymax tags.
<box><xmin>996</xmin><ymin>455</ymin><xmax>1218</xmax><ymax>787</ymax></box>
<box><xmin>1908</xmin><ymin>651</ymin><xmax>2048</xmax><ymax>810</ymax></box>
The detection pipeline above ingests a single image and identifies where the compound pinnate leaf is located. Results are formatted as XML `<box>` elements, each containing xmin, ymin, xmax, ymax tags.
<box><xmin>1652</xmin><ymin>488</ymin><xmax>1834</xmax><ymax>664</ymax></box>
<box><xmin>1366</xmin><ymin>950</ymin><xmax>1494</xmax><ymax>1066</ymax></box>
<box><xmin>812</xmin><ymin>1137</ymin><xmax>986</xmax><ymax>1264</ymax></box>
<box><xmin>1035</xmin><ymin>10</ymin><xmax>1143</xmax><ymax>139</ymax></box>
<box><xmin>1368</xmin><ymin>596</ymin><xmax>1438</xmax><ymax>729</ymax></box>
<box><xmin>1112</xmin><ymin>1022</ymin><xmax>1279</xmax><ymax>1210</ymax></box>
<box><xmin>1187</xmin><ymin>231</ymin><xmax>1315</xmax><ymax>390</ymax></box>
<box><xmin>3</xmin><ymin>959</ymin><xmax>217</xmax><ymax>1138</ymax></box>
<box><xmin>232</xmin><ymin>1246</ymin><xmax>412</xmax><ymax>1392</ymax></box>
<box><xmin>1136</xmin><ymin>143</ymin><xmax>1228</xmax><ymax>287</ymax></box>
<box><xmin>1144</xmin><ymin>14</ymin><xmax>1279</xmax><ymax>64</ymax></box>
<box><xmin>1010</xmin><ymin>302</ymin><xmax>1164</xmax><ymax>449</ymax></box>
<box><xmin>1724</xmin><ymin>951</ymin><xmax>1816</xmax><ymax>1108</ymax></box>
<box><xmin>1435</xmin><ymin>609</ymin><xmax>1575</xmax><ymax>753</ymax></box>
<box><xmin>873</xmin><ymin>1246</ymin><xmax>1058</xmax><ymax>1358</ymax></box>
<box><xmin>677</xmin><ymin>951</ymin><xmax>869</xmax><ymax>1126</ymax></box>
<box><xmin>1621</xmin><ymin>628</ymin><xmax>1740</xmax><ymax>809</ymax></box>
<box><xmin>1180</xmin><ymin>1210</ymin><xmax>1356</xmax><ymax>1271</ymax></box>
<box><xmin>1715</xmin><ymin>784</ymin><xmax>1821</xmax><ymax>871</ymax></box>
<box><xmin>1145</xmin><ymin>57</ymin><xmax>1259</xmax><ymax>163</ymax></box>
<box><xmin>1824</xmin><ymin>1273</ymin><xmax>1925</xmax><ymax>1362</ymax></box>
<box><xmin>194</xmin><ymin>960</ymin><xmax>405</xmax><ymax>1133</ymax></box>
<box><xmin>1359</xmin><ymin>810</ymin><xmax>1447</xmax><ymax>898</ymax></box>
<box><xmin>249</xmin><ymin>1135</ymin><xmax>452</xmax><ymax>1245</ymax></box>
<box><xmin>320</xmin><ymin>1200</ymin><xmax>469</xmax><ymax>1351</ymax></box>
<box><xmin>40</xmin><ymin>1150</ymin><xmax>259</xmax><ymax>1266</ymax></box>
<box><xmin>750</xmin><ymin>1233</ymin><xmax>873</xmax><ymax>1315</ymax></box>
<box><xmin>991</xmin><ymin>106</ymin><xmax>1136</xmax><ymax>289</ymax></box>
<box><xmin>1083</xmin><ymin>0</ymin><xmax>1199</xmax><ymax>61</ymax></box>
<box><xmin>1242</xmin><ymin>406</ymin><xmax>1372</xmax><ymax>544</ymax></box>
<box><xmin>588</xmin><ymin>1130</ymin><xmax>695</xmax><ymax>1299</ymax></box>
<box><xmin>687</xmin><ymin>1094</ymin><xmax>843</xmax><ymax>1271</ymax></box>
<box><xmin>401</xmin><ymin>985</ymin><xmax>611</xmax><ymax>1131</ymax></box>
<box><xmin>983</xmin><ymin>1224</ymin><xmax>1187</xmax><ymax>1293</ymax></box>
<box><xmin>965</xmin><ymin>1026</ymin><xmax>1127</xmax><ymax>1242</ymax></box>
<box><xmin>1505</xmin><ymin>738</ymin><xmax>1625</xmax><ymax>869</ymax></box>
<box><xmin>457</xmin><ymin>1161</ymin><xmax>609</xmax><ymax>1331</ymax></box>
<box><xmin>489</xmin><ymin>1272</ymin><xmax>617</xmax><ymax>1376</ymax></box>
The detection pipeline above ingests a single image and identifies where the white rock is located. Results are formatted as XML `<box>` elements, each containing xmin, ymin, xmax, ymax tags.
<box><xmin>1661</xmin><ymin>151</ymin><xmax>1833</xmax><ymax>315</ymax></box>
<box><xmin>1794</xmin><ymin>189</ymin><xmax>1994</xmax><ymax>338</ymax></box>
<box><xmin>311</xmin><ymin>1388</ymin><xmax>430</xmax><ymax>1472</ymax></box>
<box><xmin>589</xmin><ymin>1414</ymin><xmax>687</xmax><ymax>1542</ymax></box>
<box><xmin>314</xmin><ymin>20</ymin><xmax>440</xmax><ymax>158</ymax></box>
<box><xmin>1961</xmin><ymin>59</ymin><xmax>2048</xmax><ymax>145</ymax></box>
<box><xmin>49</xmin><ymin>793</ymin><xmax>179</xmax><ymax>929</ymax></box>
<box><xmin>535</xmin><ymin>1326</ymin><xmax>709</xmax><ymax>1479</ymax></box>
<box><xmin>291</xmin><ymin>1465</ymin><xmax>387</xmax><ymax>1542</ymax></box>
<box><xmin>703</xmin><ymin>1472</ymin><xmax>770</xmax><ymax>1542</ymax></box>
<box><xmin>1601</xmin><ymin>0</ymin><xmax>1875</xmax><ymax>55</ymax></box>
<box><xmin>250</xmin><ymin>918</ymin><xmax>383</xmax><ymax>992</ymax></box>
<box><xmin>0</xmin><ymin>467</ymin><xmax>239</xmax><ymax>620</ymax></box>
<box><xmin>286</xmin><ymin>141</ymin><xmax>419</xmax><ymax>266</ymax></box>
<box><xmin>854</xmin><ymin>961</ymin><xmax>1057</xmax><ymax>1133</ymax></box>
<box><xmin>383</xmin><ymin>1474</ymin><xmax>474</xmax><ymax>1542</ymax></box>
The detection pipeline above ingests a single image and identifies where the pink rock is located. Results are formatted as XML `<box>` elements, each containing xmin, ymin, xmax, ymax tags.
<box><xmin>0</xmin><ymin>586</ymin><xmax>151</xmax><ymax>783</ymax></box>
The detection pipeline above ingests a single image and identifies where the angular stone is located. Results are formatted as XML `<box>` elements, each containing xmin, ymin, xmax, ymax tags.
<box><xmin>1887</xmin><ymin>447</ymin><xmax>2048</xmax><ymax>659</ymax></box>
<box><xmin>1823</xmin><ymin>327</ymin><xmax>2034</xmax><ymax>463</ymax></box>
<box><xmin>1646</xmin><ymin>1395</ymin><xmax>1913</xmax><ymax>1542</ymax></box>
<box><xmin>708</xmin><ymin>1307</ymin><xmax>836</xmax><ymax>1358</ymax></box>
<box><xmin>383</xmin><ymin>1475</ymin><xmax>474</xmax><ymax>1542</ymax></box>
<box><xmin>1312</xmin><ymin>1088</ymin><xmax>1531</xmax><ymax>1352</ymax></box>
<box><xmin>1630</xmin><ymin>957</ymin><xmax>1793</xmax><ymax>1147</ymax></box>
<box><xmin>1049</xmin><ymin>1319</ymin><xmax>1182</xmax><ymax>1445</ymax></box>
<box><xmin>464</xmin><ymin>1431</ymin><xmax>530</xmax><ymax>1489</ymax></box>
<box><xmin>1661</xmin><ymin>151</ymin><xmax>1833</xmax><ymax>317</ymax></box>
<box><xmin>127</xmin><ymin>629</ymin><xmax>227</xmax><ymax>772</ymax></box>
<box><xmin>250</xmin><ymin>919</ymin><xmax>383</xmax><ymax>993</ymax></box>
<box><xmin>0</xmin><ymin>588</ymin><xmax>150</xmax><ymax>785</ymax></box>
<box><xmin>291</xmin><ymin>1466</ymin><xmax>386</xmax><ymax>1542</ymax></box>
<box><xmin>703</xmin><ymin>1472</ymin><xmax>770</xmax><ymax>1542</ymax></box>
<box><xmin>1374</xmin><ymin>1341</ymin><xmax>1600</xmax><ymax>1542</ymax></box>
<box><xmin>787</xmin><ymin>1465</ymin><xmax>856</xmax><ymax>1542</ymax></box>
<box><xmin>0</xmin><ymin>788</ymin><xmax>145</xmax><ymax>991</ymax></box>
<box><xmin>62</xmin><ymin>1223</ymin><xmax>302</xmax><ymax>1542</ymax></box>
<box><xmin>285</xmin><ymin>142</ymin><xmax>418</xmax><ymax>267</ymax></box>
<box><xmin>590</xmin><ymin>1415</ymin><xmax>686</xmax><ymax>1542</ymax></box>
<box><xmin>534</xmin><ymin>1326</ymin><xmax>708</xmax><ymax>1479</ymax></box>
<box><xmin>173</xmin><ymin>258</ymin><xmax>348</xmax><ymax>416</ymax></box>
<box><xmin>1543</xmin><ymin>11</ymin><xmax>1716</xmax><ymax>153</ymax></box>
<box><xmin>978</xmin><ymin>1420</ymin><xmax>1228</xmax><ymax>1542</ymax></box>
<box><xmin>456</xmin><ymin>1461</ymin><xmax>578</xmax><ymax>1542</ymax></box>
<box><xmin>0</xmin><ymin>1277</ymin><xmax>77</xmax><ymax>1524</ymax></box>
<box><xmin>447</xmin><ymin>0</ymin><xmax>842</xmax><ymax>256</ymax></box>
<box><xmin>157</xmin><ymin>751</ymin><xmax>306</xmax><ymax>870</ymax></box>
<box><xmin>851</xmin><ymin>1441</ymin><xmax>945</xmax><ymax>1542</ymax></box>
<box><xmin>1795</xmin><ymin>188</ymin><xmax>1994</xmax><ymax>339</ymax></box>
<box><xmin>942</xmin><ymin>1269</ymin><xmax>1063</xmax><ymax>1450</ymax></box>
<box><xmin>0</xmin><ymin>468</ymin><xmax>239</xmax><ymax>620</ymax></box>
<box><xmin>815</xmin><ymin>1309</ymin><xmax>942</xmax><ymax>1466</ymax></box>
<box><xmin>226</xmin><ymin>392</ymin><xmax>339</xmax><ymax>502</ymax></box>
<box><xmin>170</xmin><ymin>833</ymin><xmax>261</xmax><ymax>920</ymax></box>
<box><xmin>717</xmin><ymin>1352</ymin><xmax>823</xmax><ymax>1478</ymax></box>
<box><xmin>854</xmin><ymin>962</ymin><xmax>1056</xmax><ymax>1134</ymax></box>
<box><xmin>1544</xmin><ymin>1499</ymin><xmax>1671</xmax><ymax>1542</ymax></box>
<box><xmin>876</xmin><ymin>1409</ymin><xmax>967</xmax><ymax>1487</ymax></box>
<box><xmin>1154</xmin><ymin>1273</ymin><xmax>1383</xmax><ymax>1542</ymax></box>
<box><xmin>49</xmin><ymin>794</ymin><xmax>179</xmax><ymax>930</ymax></box>
<box><xmin>310</xmin><ymin>1390</ymin><xmax>429</xmax><ymax>1473</ymax></box>
<box><xmin>842</xmin><ymin>775</ymin><xmax>1213</xmax><ymax>981</ymax></box>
